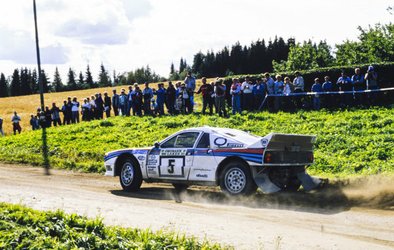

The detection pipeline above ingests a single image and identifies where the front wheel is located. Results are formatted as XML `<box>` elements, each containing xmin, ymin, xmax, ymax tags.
<box><xmin>219</xmin><ymin>161</ymin><xmax>257</xmax><ymax>196</ymax></box>
<box><xmin>119</xmin><ymin>158</ymin><xmax>142</xmax><ymax>192</ymax></box>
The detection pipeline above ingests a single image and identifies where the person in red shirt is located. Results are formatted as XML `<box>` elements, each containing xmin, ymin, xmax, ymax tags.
<box><xmin>195</xmin><ymin>77</ymin><xmax>214</xmax><ymax>115</ymax></box>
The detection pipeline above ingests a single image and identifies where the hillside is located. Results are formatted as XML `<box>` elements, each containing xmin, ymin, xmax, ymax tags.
<box><xmin>0</xmin><ymin>108</ymin><xmax>392</xmax><ymax>177</ymax></box>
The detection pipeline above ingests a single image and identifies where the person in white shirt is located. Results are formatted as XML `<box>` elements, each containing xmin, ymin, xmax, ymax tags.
<box><xmin>241</xmin><ymin>76</ymin><xmax>253</xmax><ymax>111</ymax></box>
<box><xmin>293</xmin><ymin>71</ymin><xmax>304</xmax><ymax>109</ymax></box>
<box><xmin>11</xmin><ymin>111</ymin><xmax>22</xmax><ymax>135</ymax></box>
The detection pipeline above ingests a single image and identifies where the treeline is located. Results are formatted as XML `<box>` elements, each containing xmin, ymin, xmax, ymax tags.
<box><xmin>0</xmin><ymin>64</ymin><xmax>164</xmax><ymax>97</ymax></box>
<box><xmin>169</xmin><ymin>23</ymin><xmax>394</xmax><ymax>78</ymax></box>
<box><xmin>169</xmin><ymin>37</ymin><xmax>295</xmax><ymax>79</ymax></box>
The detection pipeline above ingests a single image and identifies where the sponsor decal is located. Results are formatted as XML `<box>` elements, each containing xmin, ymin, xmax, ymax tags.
<box><xmin>227</xmin><ymin>143</ymin><xmax>244</xmax><ymax>148</ymax></box>
<box><xmin>193</xmin><ymin>168</ymin><xmax>212</xmax><ymax>172</ymax></box>
<box><xmin>214</xmin><ymin>137</ymin><xmax>227</xmax><ymax>146</ymax></box>
<box><xmin>160</xmin><ymin>149</ymin><xmax>187</xmax><ymax>156</ymax></box>
<box><xmin>261</xmin><ymin>139</ymin><xmax>269</xmax><ymax>147</ymax></box>
<box><xmin>137</xmin><ymin>156</ymin><xmax>145</xmax><ymax>161</ymax></box>
<box><xmin>196</xmin><ymin>174</ymin><xmax>208</xmax><ymax>178</ymax></box>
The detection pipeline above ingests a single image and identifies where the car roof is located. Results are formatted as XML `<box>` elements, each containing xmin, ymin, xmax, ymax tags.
<box><xmin>179</xmin><ymin>126</ymin><xmax>262</xmax><ymax>145</ymax></box>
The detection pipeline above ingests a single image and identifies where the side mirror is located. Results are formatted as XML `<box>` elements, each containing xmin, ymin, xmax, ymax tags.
<box><xmin>154</xmin><ymin>142</ymin><xmax>160</xmax><ymax>148</ymax></box>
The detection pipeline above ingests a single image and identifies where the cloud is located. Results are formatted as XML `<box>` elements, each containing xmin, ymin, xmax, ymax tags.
<box><xmin>0</xmin><ymin>27</ymin><xmax>68</xmax><ymax>64</ymax></box>
<box><xmin>55</xmin><ymin>18</ymin><xmax>129</xmax><ymax>45</ymax></box>
<box><xmin>120</xmin><ymin>0</ymin><xmax>152</xmax><ymax>22</ymax></box>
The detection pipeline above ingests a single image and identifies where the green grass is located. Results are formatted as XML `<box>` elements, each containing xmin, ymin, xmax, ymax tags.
<box><xmin>0</xmin><ymin>202</ymin><xmax>224</xmax><ymax>249</ymax></box>
<box><xmin>0</xmin><ymin>108</ymin><xmax>393</xmax><ymax>177</ymax></box>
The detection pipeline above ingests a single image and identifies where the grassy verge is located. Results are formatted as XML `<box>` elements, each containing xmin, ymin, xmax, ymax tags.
<box><xmin>0</xmin><ymin>108</ymin><xmax>392</xmax><ymax>177</ymax></box>
<box><xmin>0</xmin><ymin>202</ymin><xmax>224</xmax><ymax>249</ymax></box>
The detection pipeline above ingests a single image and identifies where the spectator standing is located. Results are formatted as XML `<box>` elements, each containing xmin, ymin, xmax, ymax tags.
<box><xmin>0</xmin><ymin>117</ymin><xmax>4</xmax><ymax>136</ymax></box>
<box><xmin>104</xmin><ymin>92</ymin><xmax>112</xmax><ymax>118</ymax></box>
<box><xmin>336</xmin><ymin>71</ymin><xmax>352</xmax><ymax>106</ymax></box>
<box><xmin>95</xmin><ymin>93</ymin><xmax>104</xmax><ymax>119</ymax></box>
<box><xmin>30</xmin><ymin>115</ymin><xmax>39</xmax><ymax>130</ymax></box>
<box><xmin>274</xmin><ymin>75</ymin><xmax>284</xmax><ymax>111</ymax></box>
<box><xmin>365</xmin><ymin>65</ymin><xmax>379</xmax><ymax>105</ymax></box>
<box><xmin>365</xmin><ymin>65</ymin><xmax>378</xmax><ymax>90</ymax></box>
<box><xmin>195</xmin><ymin>77</ymin><xmax>214</xmax><ymax>115</ymax></box>
<box><xmin>214</xmin><ymin>79</ymin><xmax>227</xmax><ymax>117</ymax></box>
<box><xmin>126</xmin><ymin>85</ymin><xmax>133</xmax><ymax>116</ymax></box>
<box><xmin>119</xmin><ymin>89</ymin><xmax>127</xmax><ymax>116</ymax></box>
<box><xmin>322</xmin><ymin>76</ymin><xmax>333</xmax><ymax>108</ymax></box>
<box><xmin>63</xmin><ymin>97</ymin><xmax>73</xmax><ymax>124</ymax></box>
<box><xmin>81</xmin><ymin>99</ymin><xmax>91</xmax><ymax>121</ymax></box>
<box><xmin>51</xmin><ymin>103</ymin><xmax>62</xmax><ymax>126</ymax></box>
<box><xmin>155</xmin><ymin>83</ymin><xmax>166</xmax><ymax>115</ymax></box>
<box><xmin>293</xmin><ymin>71</ymin><xmax>305</xmax><ymax>108</ymax></box>
<box><xmin>265</xmin><ymin>73</ymin><xmax>275</xmax><ymax>111</ymax></box>
<box><xmin>11</xmin><ymin>111</ymin><xmax>22</xmax><ymax>135</ymax></box>
<box><xmin>230</xmin><ymin>78</ymin><xmax>242</xmax><ymax>115</ymax></box>
<box><xmin>179</xmin><ymin>83</ymin><xmax>190</xmax><ymax>114</ymax></box>
<box><xmin>253</xmin><ymin>78</ymin><xmax>267</xmax><ymax>110</ymax></box>
<box><xmin>241</xmin><ymin>76</ymin><xmax>253</xmax><ymax>111</ymax></box>
<box><xmin>132</xmin><ymin>84</ymin><xmax>143</xmax><ymax>116</ymax></box>
<box><xmin>71</xmin><ymin>97</ymin><xmax>80</xmax><ymax>123</ymax></box>
<box><xmin>89</xmin><ymin>95</ymin><xmax>97</xmax><ymax>119</ymax></box>
<box><xmin>184</xmin><ymin>71</ymin><xmax>196</xmax><ymax>112</ymax></box>
<box><xmin>112</xmin><ymin>89</ymin><xmax>120</xmax><ymax>116</ymax></box>
<box><xmin>283</xmin><ymin>77</ymin><xmax>293</xmax><ymax>111</ymax></box>
<box><xmin>352</xmin><ymin>68</ymin><xmax>365</xmax><ymax>105</ymax></box>
<box><xmin>166</xmin><ymin>81</ymin><xmax>177</xmax><ymax>115</ymax></box>
<box><xmin>44</xmin><ymin>106</ymin><xmax>52</xmax><ymax>127</ymax></box>
<box><xmin>311</xmin><ymin>78</ymin><xmax>323</xmax><ymax>110</ymax></box>
<box><xmin>142</xmin><ymin>83</ymin><xmax>153</xmax><ymax>115</ymax></box>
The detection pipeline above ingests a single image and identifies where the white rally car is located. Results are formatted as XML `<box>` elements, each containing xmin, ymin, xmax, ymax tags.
<box><xmin>104</xmin><ymin>126</ymin><xmax>323</xmax><ymax>195</ymax></box>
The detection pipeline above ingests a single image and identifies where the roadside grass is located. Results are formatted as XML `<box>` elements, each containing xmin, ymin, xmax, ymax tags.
<box><xmin>0</xmin><ymin>107</ymin><xmax>392</xmax><ymax>177</ymax></box>
<box><xmin>0</xmin><ymin>202</ymin><xmax>225</xmax><ymax>249</ymax></box>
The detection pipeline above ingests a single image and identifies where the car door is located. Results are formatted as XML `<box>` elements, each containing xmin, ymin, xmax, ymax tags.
<box><xmin>146</xmin><ymin>131</ymin><xmax>200</xmax><ymax>180</ymax></box>
<box><xmin>189</xmin><ymin>132</ymin><xmax>218</xmax><ymax>182</ymax></box>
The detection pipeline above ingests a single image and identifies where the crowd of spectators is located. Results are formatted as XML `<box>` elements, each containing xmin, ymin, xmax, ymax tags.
<box><xmin>0</xmin><ymin>66</ymin><xmax>385</xmax><ymax>136</ymax></box>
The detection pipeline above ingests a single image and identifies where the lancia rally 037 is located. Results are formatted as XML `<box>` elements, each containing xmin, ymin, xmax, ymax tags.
<box><xmin>104</xmin><ymin>126</ymin><xmax>323</xmax><ymax>195</ymax></box>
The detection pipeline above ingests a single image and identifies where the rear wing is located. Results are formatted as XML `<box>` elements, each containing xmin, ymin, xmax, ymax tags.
<box><xmin>262</xmin><ymin>133</ymin><xmax>316</xmax><ymax>166</ymax></box>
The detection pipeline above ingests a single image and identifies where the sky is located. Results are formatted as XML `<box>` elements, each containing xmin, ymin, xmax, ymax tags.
<box><xmin>0</xmin><ymin>0</ymin><xmax>393</xmax><ymax>81</ymax></box>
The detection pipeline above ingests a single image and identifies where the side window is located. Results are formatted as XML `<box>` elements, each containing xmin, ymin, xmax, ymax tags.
<box><xmin>161</xmin><ymin>132</ymin><xmax>200</xmax><ymax>148</ymax></box>
<box><xmin>196</xmin><ymin>133</ymin><xmax>210</xmax><ymax>148</ymax></box>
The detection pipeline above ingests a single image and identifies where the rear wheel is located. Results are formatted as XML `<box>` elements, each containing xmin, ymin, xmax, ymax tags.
<box><xmin>119</xmin><ymin>158</ymin><xmax>142</xmax><ymax>192</ymax></box>
<box><xmin>219</xmin><ymin>161</ymin><xmax>257</xmax><ymax>196</ymax></box>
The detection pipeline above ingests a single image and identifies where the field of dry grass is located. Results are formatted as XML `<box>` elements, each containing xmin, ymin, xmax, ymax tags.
<box><xmin>0</xmin><ymin>79</ymin><xmax>207</xmax><ymax>135</ymax></box>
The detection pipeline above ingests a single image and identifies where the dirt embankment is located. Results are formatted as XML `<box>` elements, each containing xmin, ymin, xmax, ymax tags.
<box><xmin>0</xmin><ymin>164</ymin><xmax>393</xmax><ymax>250</ymax></box>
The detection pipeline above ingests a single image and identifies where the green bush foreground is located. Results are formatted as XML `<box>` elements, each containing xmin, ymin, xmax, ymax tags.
<box><xmin>0</xmin><ymin>108</ymin><xmax>393</xmax><ymax>177</ymax></box>
<box><xmin>0</xmin><ymin>202</ymin><xmax>224</xmax><ymax>249</ymax></box>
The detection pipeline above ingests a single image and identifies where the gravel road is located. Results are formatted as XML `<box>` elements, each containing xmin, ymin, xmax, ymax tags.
<box><xmin>0</xmin><ymin>164</ymin><xmax>393</xmax><ymax>249</ymax></box>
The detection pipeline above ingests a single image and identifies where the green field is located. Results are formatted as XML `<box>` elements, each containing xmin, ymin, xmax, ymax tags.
<box><xmin>0</xmin><ymin>108</ymin><xmax>393</xmax><ymax>177</ymax></box>
<box><xmin>0</xmin><ymin>202</ymin><xmax>223</xmax><ymax>249</ymax></box>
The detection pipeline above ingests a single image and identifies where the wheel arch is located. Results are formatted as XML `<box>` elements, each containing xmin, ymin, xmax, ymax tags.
<box><xmin>114</xmin><ymin>153</ymin><xmax>139</xmax><ymax>176</ymax></box>
<box><xmin>215</xmin><ymin>156</ymin><xmax>250</xmax><ymax>185</ymax></box>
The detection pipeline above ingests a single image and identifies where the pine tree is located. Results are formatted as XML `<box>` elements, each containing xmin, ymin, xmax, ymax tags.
<box><xmin>31</xmin><ymin>69</ymin><xmax>38</xmax><ymax>93</ymax></box>
<box><xmin>78</xmin><ymin>71</ymin><xmax>85</xmax><ymax>89</ymax></box>
<box><xmin>85</xmin><ymin>65</ymin><xmax>94</xmax><ymax>89</ymax></box>
<box><xmin>20</xmin><ymin>68</ymin><xmax>32</xmax><ymax>95</ymax></box>
<box><xmin>40</xmin><ymin>69</ymin><xmax>50</xmax><ymax>93</ymax></box>
<box><xmin>98</xmin><ymin>63</ymin><xmax>111</xmax><ymax>87</ymax></box>
<box><xmin>67</xmin><ymin>68</ymin><xmax>77</xmax><ymax>90</ymax></box>
<box><xmin>0</xmin><ymin>73</ymin><xmax>8</xmax><ymax>97</ymax></box>
<box><xmin>170</xmin><ymin>63</ymin><xmax>175</xmax><ymax>75</ymax></box>
<box><xmin>10</xmin><ymin>69</ymin><xmax>21</xmax><ymax>96</ymax></box>
<box><xmin>52</xmin><ymin>67</ymin><xmax>64</xmax><ymax>92</ymax></box>
<box><xmin>179</xmin><ymin>58</ymin><xmax>186</xmax><ymax>73</ymax></box>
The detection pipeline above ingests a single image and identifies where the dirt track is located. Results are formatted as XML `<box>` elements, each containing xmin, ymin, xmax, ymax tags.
<box><xmin>0</xmin><ymin>164</ymin><xmax>393</xmax><ymax>249</ymax></box>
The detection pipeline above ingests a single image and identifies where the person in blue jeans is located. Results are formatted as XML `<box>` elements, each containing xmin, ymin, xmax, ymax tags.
<box><xmin>230</xmin><ymin>78</ymin><xmax>241</xmax><ymax>114</ymax></box>
<box><xmin>253</xmin><ymin>78</ymin><xmax>266</xmax><ymax>110</ymax></box>
<box><xmin>119</xmin><ymin>89</ymin><xmax>128</xmax><ymax>116</ymax></box>
<box><xmin>155</xmin><ymin>83</ymin><xmax>166</xmax><ymax>115</ymax></box>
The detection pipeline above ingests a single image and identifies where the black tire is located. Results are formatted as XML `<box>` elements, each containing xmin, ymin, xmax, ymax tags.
<box><xmin>119</xmin><ymin>158</ymin><xmax>142</xmax><ymax>192</ymax></box>
<box><xmin>172</xmin><ymin>183</ymin><xmax>189</xmax><ymax>192</ymax></box>
<box><xmin>219</xmin><ymin>161</ymin><xmax>257</xmax><ymax>196</ymax></box>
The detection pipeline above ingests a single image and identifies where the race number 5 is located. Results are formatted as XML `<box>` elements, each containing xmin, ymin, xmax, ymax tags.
<box><xmin>168</xmin><ymin>159</ymin><xmax>175</xmax><ymax>174</ymax></box>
